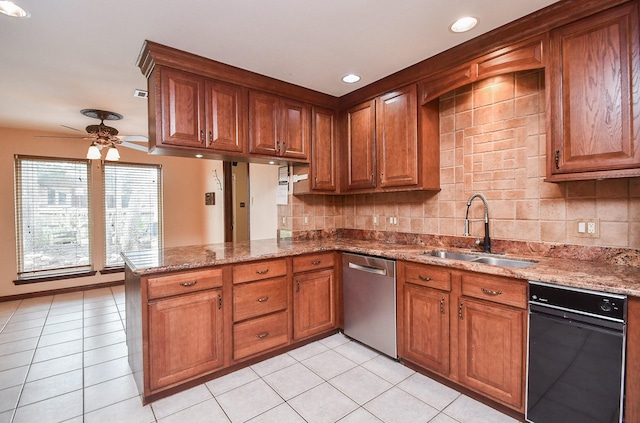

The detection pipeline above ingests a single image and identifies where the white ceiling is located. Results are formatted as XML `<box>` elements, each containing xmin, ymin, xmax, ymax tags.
<box><xmin>0</xmin><ymin>0</ymin><xmax>559</xmax><ymax>139</ymax></box>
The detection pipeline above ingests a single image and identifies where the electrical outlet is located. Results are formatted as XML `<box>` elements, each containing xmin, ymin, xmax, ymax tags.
<box><xmin>303</xmin><ymin>216</ymin><xmax>309</xmax><ymax>225</ymax></box>
<box><xmin>388</xmin><ymin>216</ymin><xmax>398</xmax><ymax>225</ymax></box>
<box><xmin>575</xmin><ymin>219</ymin><xmax>599</xmax><ymax>238</ymax></box>
<box><xmin>373</xmin><ymin>215</ymin><xmax>378</xmax><ymax>225</ymax></box>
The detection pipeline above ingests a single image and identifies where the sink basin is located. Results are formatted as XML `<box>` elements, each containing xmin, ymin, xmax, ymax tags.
<box><xmin>471</xmin><ymin>256</ymin><xmax>536</xmax><ymax>269</ymax></box>
<box><xmin>428</xmin><ymin>250</ymin><xmax>480</xmax><ymax>261</ymax></box>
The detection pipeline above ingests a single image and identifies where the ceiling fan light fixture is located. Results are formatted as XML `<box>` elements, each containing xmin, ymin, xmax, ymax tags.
<box><xmin>86</xmin><ymin>143</ymin><xmax>102</xmax><ymax>160</ymax></box>
<box><xmin>0</xmin><ymin>1</ymin><xmax>30</xmax><ymax>18</ymax></box>
<box><xmin>105</xmin><ymin>145</ymin><xmax>120</xmax><ymax>161</ymax></box>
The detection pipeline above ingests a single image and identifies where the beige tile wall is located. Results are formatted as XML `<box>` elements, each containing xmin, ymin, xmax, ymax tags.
<box><xmin>282</xmin><ymin>70</ymin><xmax>640</xmax><ymax>249</ymax></box>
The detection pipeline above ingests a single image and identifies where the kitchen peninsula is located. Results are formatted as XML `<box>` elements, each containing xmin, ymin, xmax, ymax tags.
<box><xmin>123</xmin><ymin>234</ymin><xmax>640</xmax><ymax>418</ymax></box>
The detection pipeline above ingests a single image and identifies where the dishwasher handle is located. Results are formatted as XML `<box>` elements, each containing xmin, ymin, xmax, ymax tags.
<box><xmin>348</xmin><ymin>261</ymin><xmax>387</xmax><ymax>276</ymax></box>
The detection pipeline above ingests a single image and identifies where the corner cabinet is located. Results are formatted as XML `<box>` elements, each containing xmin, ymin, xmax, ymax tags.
<box><xmin>153</xmin><ymin>66</ymin><xmax>246</xmax><ymax>154</ymax></box>
<box><xmin>249</xmin><ymin>90</ymin><xmax>310</xmax><ymax>161</ymax></box>
<box><xmin>397</xmin><ymin>261</ymin><xmax>527</xmax><ymax>413</ymax></box>
<box><xmin>292</xmin><ymin>252</ymin><xmax>337</xmax><ymax>340</ymax></box>
<box><xmin>343</xmin><ymin>84</ymin><xmax>439</xmax><ymax>193</ymax></box>
<box><xmin>547</xmin><ymin>2</ymin><xmax>640</xmax><ymax>181</ymax></box>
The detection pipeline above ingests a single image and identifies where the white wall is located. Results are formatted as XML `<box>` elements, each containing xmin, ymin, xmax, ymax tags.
<box><xmin>249</xmin><ymin>163</ymin><xmax>278</xmax><ymax>240</ymax></box>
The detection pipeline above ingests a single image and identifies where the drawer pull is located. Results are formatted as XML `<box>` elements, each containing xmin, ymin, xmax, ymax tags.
<box><xmin>256</xmin><ymin>296</ymin><xmax>269</xmax><ymax>303</ymax></box>
<box><xmin>311</xmin><ymin>260</ymin><xmax>321</xmax><ymax>265</ymax></box>
<box><xmin>256</xmin><ymin>269</ymin><xmax>270</xmax><ymax>275</ymax></box>
<box><xmin>256</xmin><ymin>332</ymin><xmax>269</xmax><ymax>339</ymax></box>
<box><xmin>296</xmin><ymin>280</ymin><xmax>300</xmax><ymax>293</ymax></box>
<box><xmin>179</xmin><ymin>281</ymin><xmax>198</xmax><ymax>287</ymax></box>
<box><xmin>218</xmin><ymin>294</ymin><xmax>222</xmax><ymax>310</ymax></box>
<box><xmin>459</xmin><ymin>302</ymin><xmax>464</xmax><ymax>320</ymax></box>
<box><xmin>440</xmin><ymin>297</ymin><xmax>445</xmax><ymax>315</ymax></box>
<box><xmin>418</xmin><ymin>275</ymin><xmax>433</xmax><ymax>282</ymax></box>
<box><xmin>481</xmin><ymin>287</ymin><xmax>503</xmax><ymax>296</ymax></box>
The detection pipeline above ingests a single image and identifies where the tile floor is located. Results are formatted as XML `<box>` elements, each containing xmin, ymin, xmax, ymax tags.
<box><xmin>0</xmin><ymin>286</ymin><xmax>519</xmax><ymax>423</ymax></box>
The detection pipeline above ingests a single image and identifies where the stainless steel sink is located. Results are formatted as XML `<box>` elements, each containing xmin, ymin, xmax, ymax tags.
<box><xmin>427</xmin><ymin>250</ymin><xmax>536</xmax><ymax>268</ymax></box>
<box><xmin>471</xmin><ymin>256</ymin><xmax>536</xmax><ymax>268</ymax></box>
<box><xmin>428</xmin><ymin>250</ymin><xmax>480</xmax><ymax>261</ymax></box>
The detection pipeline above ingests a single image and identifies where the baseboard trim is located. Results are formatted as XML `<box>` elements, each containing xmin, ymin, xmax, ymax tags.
<box><xmin>0</xmin><ymin>280</ymin><xmax>124</xmax><ymax>303</ymax></box>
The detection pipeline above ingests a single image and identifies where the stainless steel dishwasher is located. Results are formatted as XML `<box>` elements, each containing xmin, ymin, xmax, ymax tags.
<box><xmin>342</xmin><ymin>252</ymin><xmax>397</xmax><ymax>358</ymax></box>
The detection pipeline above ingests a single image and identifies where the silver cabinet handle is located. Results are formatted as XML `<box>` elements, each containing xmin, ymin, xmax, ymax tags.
<box><xmin>459</xmin><ymin>302</ymin><xmax>464</xmax><ymax>320</ymax></box>
<box><xmin>256</xmin><ymin>332</ymin><xmax>269</xmax><ymax>339</ymax></box>
<box><xmin>256</xmin><ymin>296</ymin><xmax>269</xmax><ymax>303</ymax></box>
<box><xmin>256</xmin><ymin>269</ymin><xmax>269</xmax><ymax>275</ymax></box>
<box><xmin>218</xmin><ymin>294</ymin><xmax>222</xmax><ymax>309</ymax></box>
<box><xmin>296</xmin><ymin>280</ymin><xmax>300</xmax><ymax>292</ymax></box>
<box><xmin>418</xmin><ymin>275</ymin><xmax>433</xmax><ymax>281</ymax></box>
<box><xmin>481</xmin><ymin>288</ymin><xmax>502</xmax><ymax>296</ymax></box>
<box><xmin>179</xmin><ymin>281</ymin><xmax>197</xmax><ymax>287</ymax></box>
<box><xmin>440</xmin><ymin>297</ymin><xmax>445</xmax><ymax>315</ymax></box>
<box><xmin>311</xmin><ymin>260</ymin><xmax>321</xmax><ymax>265</ymax></box>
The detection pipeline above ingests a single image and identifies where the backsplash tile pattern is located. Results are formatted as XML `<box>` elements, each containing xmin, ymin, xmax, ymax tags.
<box><xmin>282</xmin><ymin>70</ymin><xmax>640</xmax><ymax>250</ymax></box>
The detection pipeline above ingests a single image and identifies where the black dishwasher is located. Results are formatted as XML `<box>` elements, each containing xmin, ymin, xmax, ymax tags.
<box><xmin>526</xmin><ymin>281</ymin><xmax>627</xmax><ymax>423</ymax></box>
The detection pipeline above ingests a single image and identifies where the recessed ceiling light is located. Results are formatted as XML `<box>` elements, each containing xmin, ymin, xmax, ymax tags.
<box><xmin>450</xmin><ymin>16</ymin><xmax>478</xmax><ymax>33</ymax></box>
<box><xmin>0</xmin><ymin>1</ymin><xmax>30</xmax><ymax>18</ymax></box>
<box><xmin>195</xmin><ymin>154</ymin><xmax>203</xmax><ymax>159</ymax></box>
<box><xmin>342</xmin><ymin>74</ymin><xmax>361</xmax><ymax>84</ymax></box>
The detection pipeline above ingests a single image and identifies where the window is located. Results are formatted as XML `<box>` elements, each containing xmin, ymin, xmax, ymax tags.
<box><xmin>14</xmin><ymin>156</ymin><xmax>92</xmax><ymax>279</ymax></box>
<box><xmin>103</xmin><ymin>162</ymin><xmax>163</xmax><ymax>268</ymax></box>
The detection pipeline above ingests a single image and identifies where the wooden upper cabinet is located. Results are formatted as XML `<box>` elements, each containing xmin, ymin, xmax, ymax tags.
<box><xmin>377</xmin><ymin>85</ymin><xmax>419</xmax><ymax>188</ymax></box>
<box><xmin>547</xmin><ymin>2</ymin><xmax>640</xmax><ymax>181</ymax></box>
<box><xmin>249</xmin><ymin>90</ymin><xmax>310</xmax><ymax>161</ymax></box>
<box><xmin>310</xmin><ymin>107</ymin><xmax>337</xmax><ymax>191</ymax></box>
<box><xmin>205</xmin><ymin>80</ymin><xmax>245</xmax><ymax>153</ymax></box>
<box><xmin>157</xmin><ymin>66</ymin><xmax>246</xmax><ymax>153</ymax></box>
<box><xmin>345</xmin><ymin>99</ymin><xmax>377</xmax><ymax>190</ymax></box>
<box><xmin>160</xmin><ymin>67</ymin><xmax>205</xmax><ymax>148</ymax></box>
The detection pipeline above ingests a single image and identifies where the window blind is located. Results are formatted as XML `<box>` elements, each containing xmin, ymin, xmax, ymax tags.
<box><xmin>103</xmin><ymin>162</ymin><xmax>163</xmax><ymax>268</ymax></box>
<box><xmin>14</xmin><ymin>156</ymin><xmax>92</xmax><ymax>279</ymax></box>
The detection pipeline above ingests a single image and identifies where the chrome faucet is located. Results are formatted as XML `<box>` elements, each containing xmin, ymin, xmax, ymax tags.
<box><xmin>464</xmin><ymin>193</ymin><xmax>491</xmax><ymax>253</ymax></box>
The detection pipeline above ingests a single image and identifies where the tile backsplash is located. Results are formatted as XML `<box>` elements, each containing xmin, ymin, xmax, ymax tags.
<box><xmin>281</xmin><ymin>70</ymin><xmax>640</xmax><ymax>249</ymax></box>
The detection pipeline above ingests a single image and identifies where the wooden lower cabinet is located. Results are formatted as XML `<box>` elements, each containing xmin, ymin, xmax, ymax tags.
<box><xmin>293</xmin><ymin>268</ymin><xmax>336</xmax><ymax>340</ymax></box>
<box><xmin>458</xmin><ymin>298</ymin><xmax>524</xmax><ymax>409</ymax></box>
<box><xmin>233</xmin><ymin>311</ymin><xmax>289</xmax><ymax>360</ymax></box>
<box><xmin>402</xmin><ymin>283</ymin><xmax>450</xmax><ymax>375</ymax></box>
<box><xmin>148</xmin><ymin>288</ymin><xmax>224</xmax><ymax>391</ymax></box>
<box><xmin>397</xmin><ymin>261</ymin><xmax>527</xmax><ymax>413</ymax></box>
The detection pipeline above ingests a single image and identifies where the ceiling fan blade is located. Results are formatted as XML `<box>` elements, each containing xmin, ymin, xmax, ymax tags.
<box><xmin>60</xmin><ymin>125</ymin><xmax>83</xmax><ymax>132</ymax></box>
<box><xmin>120</xmin><ymin>141</ymin><xmax>149</xmax><ymax>152</ymax></box>
<box><xmin>117</xmin><ymin>135</ymin><xmax>148</xmax><ymax>143</ymax></box>
<box><xmin>34</xmin><ymin>135</ymin><xmax>89</xmax><ymax>139</ymax></box>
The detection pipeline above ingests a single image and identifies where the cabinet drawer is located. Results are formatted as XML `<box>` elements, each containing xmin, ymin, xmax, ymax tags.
<box><xmin>292</xmin><ymin>252</ymin><xmax>335</xmax><ymax>273</ymax></box>
<box><xmin>461</xmin><ymin>273</ymin><xmax>527</xmax><ymax>309</ymax></box>
<box><xmin>233</xmin><ymin>311</ymin><xmax>288</xmax><ymax>360</ymax></box>
<box><xmin>233</xmin><ymin>277</ymin><xmax>287</xmax><ymax>322</ymax></box>
<box><xmin>404</xmin><ymin>263</ymin><xmax>451</xmax><ymax>291</ymax></box>
<box><xmin>233</xmin><ymin>259</ymin><xmax>287</xmax><ymax>284</ymax></box>
<box><xmin>147</xmin><ymin>268</ymin><xmax>223</xmax><ymax>300</ymax></box>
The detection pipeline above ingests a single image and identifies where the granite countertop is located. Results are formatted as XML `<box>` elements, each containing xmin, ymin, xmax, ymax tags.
<box><xmin>122</xmin><ymin>237</ymin><xmax>640</xmax><ymax>297</ymax></box>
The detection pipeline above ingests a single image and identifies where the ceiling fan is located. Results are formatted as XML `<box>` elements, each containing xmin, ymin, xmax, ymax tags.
<box><xmin>35</xmin><ymin>108</ymin><xmax>149</xmax><ymax>160</ymax></box>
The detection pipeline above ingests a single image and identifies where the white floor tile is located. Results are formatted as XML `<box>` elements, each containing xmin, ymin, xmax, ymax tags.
<box><xmin>442</xmin><ymin>395</ymin><xmax>520</xmax><ymax>423</ymax></box>
<box><xmin>84</xmin><ymin>396</ymin><xmax>155</xmax><ymax>423</ymax></box>
<box><xmin>83</xmin><ymin>330</ymin><xmax>126</xmax><ymax>351</ymax></box>
<box><xmin>428</xmin><ymin>413</ymin><xmax>460</xmax><ymax>423</ymax></box>
<box><xmin>40</xmin><ymin>319</ymin><xmax>83</xmax><ymax>336</ymax></box>
<box><xmin>0</xmin><ymin>337</ymin><xmax>38</xmax><ymax>357</ymax></box>
<box><xmin>44</xmin><ymin>311</ymin><xmax>83</xmax><ymax>326</ymax></box>
<box><xmin>288</xmin><ymin>382</ymin><xmax>359</xmax><ymax>423</ymax></box>
<box><xmin>330</xmin><ymin>366</ymin><xmax>393</xmax><ymax>405</ymax></box>
<box><xmin>251</xmin><ymin>352</ymin><xmax>297</xmax><ymax>377</ymax></box>
<box><xmin>205</xmin><ymin>366</ymin><xmax>260</xmax><ymax>396</ymax></box>
<box><xmin>0</xmin><ymin>327</ymin><xmax>41</xmax><ymax>344</ymax></box>
<box><xmin>0</xmin><ymin>366</ymin><xmax>29</xmax><ymax>391</ymax></box>
<box><xmin>47</xmin><ymin>304</ymin><xmax>83</xmax><ymax>317</ymax></box>
<box><xmin>302</xmin><ymin>349</ymin><xmax>357</xmax><ymax>380</ymax></box>
<box><xmin>84</xmin><ymin>356</ymin><xmax>133</xmax><ymax>386</ymax></box>
<box><xmin>151</xmin><ymin>385</ymin><xmax>213</xmax><ymax>419</ymax></box>
<box><xmin>0</xmin><ymin>385</ymin><xmax>21</xmax><ymax>413</ymax></box>
<box><xmin>318</xmin><ymin>332</ymin><xmax>351</xmax><ymax>349</ymax></box>
<box><xmin>338</xmin><ymin>407</ymin><xmax>384</xmax><ymax>423</ymax></box>
<box><xmin>334</xmin><ymin>341</ymin><xmax>380</xmax><ymax>365</ymax></box>
<box><xmin>361</xmin><ymin>355</ymin><xmax>415</xmax><ymax>385</ymax></box>
<box><xmin>2</xmin><ymin>318</ymin><xmax>46</xmax><ymax>333</ymax></box>
<box><xmin>263</xmin><ymin>362</ymin><xmax>324</xmax><ymax>400</ymax></box>
<box><xmin>84</xmin><ymin>311</ymin><xmax>121</xmax><ymax>327</ymax></box>
<box><xmin>25</xmin><ymin>353</ymin><xmax>82</xmax><ymax>382</ymax></box>
<box><xmin>84</xmin><ymin>374</ymin><xmax>139</xmax><ymax>413</ymax></box>
<box><xmin>37</xmin><ymin>328</ymin><xmax>83</xmax><ymax>348</ymax></box>
<box><xmin>6</xmin><ymin>310</ymin><xmax>48</xmax><ymax>323</ymax></box>
<box><xmin>216</xmin><ymin>378</ymin><xmax>283</xmax><ymax>423</ymax></box>
<box><xmin>364</xmin><ymin>387</ymin><xmax>439</xmax><ymax>423</ymax></box>
<box><xmin>397</xmin><ymin>372</ymin><xmax>460</xmax><ymax>410</ymax></box>
<box><xmin>18</xmin><ymin>369</ymin><xmax>83</xmax><ymax>407</ymax></box>
<box><xmin>0</xmin><ymin>350</ymin><xmax>33</xmax><ymax>372</ymax></box>
<box><xmin>83</xmin><ymin>341</ymin><xmax>127</xmax><ymax>366</ymax></box>
<box><xmin>32</xmin><ymin>339</ymin><xmax>82</xmax><ymax>363</ymax></box>
<box><xmin>83</xmin><ymin>320</ymin><xmax>123</xmax><ymax>337</ymax></box>
<box><xmin>247</xmin><ymin>403</ymin><xmax>306</xmax><ymax>423</ymax></box>
<box><xmin>288</xmin><ymin>341</ymin><xmax>329</xmax><ymax>361</ymax></box>
<box><xmin>0</xmin><ymin>410</ymin><xmax>13</xmax><ymax>423</ymax></box>
<box><xmin>157</xmin><ymin>398</ymin><xmax>230</xmax><ymax>423</ymax></box>
<box><xmin>12</xmin><ymin>390</ymin><xmax>83</xmax><ymax>423</ymax></box>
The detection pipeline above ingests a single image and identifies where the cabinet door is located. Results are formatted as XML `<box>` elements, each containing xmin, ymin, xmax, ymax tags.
<box><xmin>293</xmin><ymin>269</ymin><xmax>335</xmax><ymax>340</ymax></box>
<box><xmin>377</xmin><ymin>85</ymin><xmax>419</xmax><ymax>188</ymax></box>
<box><xmin>402</xmin><ymin>283</ymin><xmax>450</xmax><ymax>376</ymax></box>
<box><xmin>159</xmin><ymin>67</ymin><xmax>205</xmax><ymax>147</ymax></box>
<box><xmin>148</xmin><ymin>289</ymin><xmax>224</xmax><ymax>391</ymax></box>
<box><xmin>548</xmin><ymin>3</ymin><xmax>640</xmax><ymax>179</ymax></box>
<box><xmin>249</xmin><ymin>90</ymin><xmax>280</xmax><ymax>156</ymax></box>
<box><xmin>458</xmin><ymin>298</ymin><xmax>524</xmax><ymax>411</ymax></box>
<box><xmin>280</xmin><ymin>98</ymin><xmax>310</xmax><ymax>160</ymax></box>
<box><xmin>346</xmin><ymin>100</ymin><xmax>377</xmax><ymax>190</ymax></box>
<box><xmin>205</xmin><ymin>80</ymin><xmax>245</xmax><ymax>153</ymax></box>
<box><xmin>310</xmin><ymin>107</ymin><xmax>337</xmax><ymax>191</ymax></box>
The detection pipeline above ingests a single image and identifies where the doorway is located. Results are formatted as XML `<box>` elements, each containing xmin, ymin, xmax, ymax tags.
<box><xmin>223</xmin><ymin>161</ymin><xmax>250</xmax><ymax>242</ymax></box>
